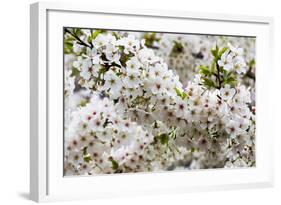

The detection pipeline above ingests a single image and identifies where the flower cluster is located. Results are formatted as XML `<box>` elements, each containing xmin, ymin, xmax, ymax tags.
<box><xmin>138</xmin><ymin>33</ymin><xmax>255</xmax><ymax>93</ymax></box>
<box><xmin>64</xmin><ymin>28</ymin><xmax>255</xmax><ymax>175</ymax></box>
<box><xmin>65</xmin><ymin>95</ymin><xmax>156</xmax><ymax>175</ymax></box>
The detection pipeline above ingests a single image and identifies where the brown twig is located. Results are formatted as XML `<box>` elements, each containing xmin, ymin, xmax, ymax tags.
<box><xmin>64</xmin><ymin>28</ymin><xmax>92</xmax><ymax>49</ymax></box>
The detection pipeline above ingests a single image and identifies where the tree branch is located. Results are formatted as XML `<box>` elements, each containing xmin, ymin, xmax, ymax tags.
<box><xmin>216</xmin><ymin>62</ymin><xmax>223</xmax><ymax>89</ymax></box>
<box><xmin>65</xmin><ymin>28</ymin><xmax>92</xmax><ymax>49</ymax></box>
<box><xmin>245</xmin><ymin>66</ymin><xmax>255</xmax><ymax>81</ymax></box>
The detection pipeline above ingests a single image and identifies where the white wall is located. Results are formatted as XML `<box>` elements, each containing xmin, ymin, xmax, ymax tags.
<box><xmin>0</xmin><ymin>0</ymin><xmax>280</xmax><ymax>204</ymax></box>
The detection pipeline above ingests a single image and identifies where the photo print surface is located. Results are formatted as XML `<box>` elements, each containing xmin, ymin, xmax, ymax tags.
<box><xmin>64</xmin><ymin>28</ymin><xmax>256</xmax><ymax>176</ymax></box>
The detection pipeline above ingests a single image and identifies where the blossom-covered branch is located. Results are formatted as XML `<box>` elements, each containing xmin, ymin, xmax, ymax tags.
<box><xmin>63</xmin><ymin>29</ymin><xmax>256</xmax><ymax>175</ymax></box>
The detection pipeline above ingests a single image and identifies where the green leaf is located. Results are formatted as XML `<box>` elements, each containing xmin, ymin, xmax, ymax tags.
<box><xmin>218</xmin><ymin>47</ymin><xmax>228</xmax><ymax>58</ymax></box>
<box><xmin>73</xmin><ymin>28</ymin><xmax>82</xmax><ymax>36</ymax></box>
<box><xmin>79</xmin><ymin>99</ymin><xmax>88</xmax><ymax>107</ymax></box>
<box><xmin>174</xmin><ymin>87</ymin><xmax>188</xmax><ymax>100</ymax></box>
<box><xmin>158</xmin><ymin>133</ymin><xmax>169</xmax><ymax>145</ymax></box>
<box><xmin>109</xmin><ymin>157</ymin><xmax>119</xmax><ymax>170</ymax></box>
<box><xmin>175</xmin><ymin>87</ymin><xmax>182</xmax><ymax>97</ymax></box>
<box><xmin>211</xmin><ymin>45</ymin><xmax>219</xmax><ymax>58</ymax></box>
<box><xmin>143</xmin><ymin>32</ymin><xmax>160</xmax><ymax>48</ymax></box>
<box><xmin>71</xmin><ymin>67</ymin><xmax>80</xmax><ymax>77</ymax></box>
<box><xmin>202</xmin><ymin>77</ymin><xmax>216</xmax><ymax>88</ymax></box>
<box><xmin>211</xmin><ymin>49</ymin><xmax>217</xmax><ymax>58</ymax></box>
<box><xmin>172</xmin><ymin>40</ymin><xmax>184</xmax><ymax>54</ymax></box>
<box><xmin>87</xmin><ymin>36</ymin><xmax>92</xmax><ymax>44</ymax></box>
<box><xmin>64</xmin><ymin>41</ymin><xmax>73</xmax><ymax>48</ymax></box>
<box><xmin>64</xmin><ymin>40</ymin><xmax>74</xmax><ymax>54</ymax></box>
<box><xmin>112</xmin><ymin>32</ymin><xmax>119</xmax><ymax>39</ymax></box>
<box><xmin>168</xmin><ymin>128</ymin><xmax>177</xmax><ymax>140</ymax></box>
<box><xmin>224</xmin><ymin>77</ymin><xmax>237</xmax><ymax>86</ymax></box>
<box><xmin>248</xmin><ymin>59</ymin><xmax>255</xmax><ymax>67</ymax></box>
<box><xmin>210</xmin><ymin>61</ymin><xmax>216</xmax><ymax>73</ymax></box>
<box><xmin>223</xmin><ymin>73</ymin><xmax>237</xmax><ymax>86</ymax></box>
<box><xmin>87</xmin><ymin>30</ymin><xmax>103</xmax><ymax>43</ymax></box>
<box><xmin>83</xmin><ymin>153</ymin><xmax>92</xmax><ymax>163</ymax></box>
<box><xmin>119</xmin><ymin>53</ymin><xmax>133</xmax><ymax>67</ymax></box>
<box><xmin>181</xmin><ymin>92</ymin><xmax>188</xmax><ymax>100</ymax></box>
<box><xmin>91</xmin><ymin>30</ymin><xmax>103</xmax><ymax>40</ymax></box>
<box><xmin>199</xmin><ymin>65</ymin><xmax>211</xmax><ymax>76</ymax></box>
<box><xmin>223</xmin><ymin>69</ymin><xmax>229</xmax><ymax>77</ymax></box>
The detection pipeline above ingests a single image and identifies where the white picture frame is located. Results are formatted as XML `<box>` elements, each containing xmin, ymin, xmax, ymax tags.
<box><xmin>30</xmin><ymin>2</ymin><xmax>274</xmax><ymax>202</ymax></box>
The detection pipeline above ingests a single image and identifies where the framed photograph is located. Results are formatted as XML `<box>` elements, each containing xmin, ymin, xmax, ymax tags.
<box><xmin>30</xmin><ymin>2</ymin><xmax>274</xmax><ymax>202</ymax></box>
